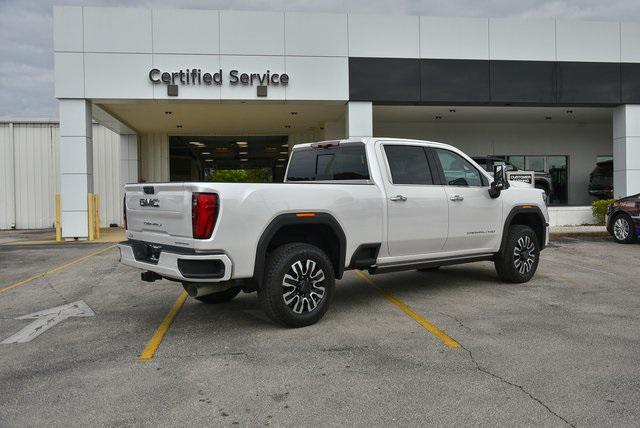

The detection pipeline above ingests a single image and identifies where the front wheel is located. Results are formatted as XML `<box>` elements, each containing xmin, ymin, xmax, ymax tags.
<box><xmin>611</xmin><ymin>214</ymin><xmax>637</xmax><ymax>244</ymax></box>
<box><xmin>494</xmin><ymin>225</ymin><xmax>540</xmax><ymax>283</ymax></box>
<box><xmin>258</xmin><ymin>243</ymin><xmax>335</xmax><ymax>328</ymax></box>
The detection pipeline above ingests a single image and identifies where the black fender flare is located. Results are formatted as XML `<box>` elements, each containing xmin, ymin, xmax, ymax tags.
<box><xmin>253</xmin><ymin>212</ymin><xmax>347</xmax><ymax>285</ymax></box>
<box><xmin>499</xmin><ymin>205</ymin><xmax>548</xmax><ymax>253</ymax></box>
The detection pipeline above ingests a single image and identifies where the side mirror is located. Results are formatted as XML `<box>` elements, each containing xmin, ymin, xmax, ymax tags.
<box><xmin>489</xmin><ymin>164</ymin><xmax>510</xmax><ymax>198</ymax></box>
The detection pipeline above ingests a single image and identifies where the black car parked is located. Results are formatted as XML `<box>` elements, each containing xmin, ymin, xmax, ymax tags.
<box><xmin>606</xmin><ymin>193</ymin><xmax>640</xmax><ymax>244</ymax></box>
<box><xmin>589</xmin><ymin>160</ymin><xmax>613</xmax><ymax>199</ymax></box>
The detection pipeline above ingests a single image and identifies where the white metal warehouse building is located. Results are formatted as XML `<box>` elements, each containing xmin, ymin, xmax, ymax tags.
<box><xmin>3</xmin><ymin>6</ymin><xmax>640</xmax><ymax>236</ymax></box>
<box><xmin>0</xmin><ymin>118</ymin><xmax>132</xmax><ymax>230</ymax></box>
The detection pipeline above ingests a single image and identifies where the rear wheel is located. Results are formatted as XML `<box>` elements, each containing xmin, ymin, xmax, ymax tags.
<box><xmin>258</xmin><ymin>243</ymin><xmax>335</xmax><ymax>328</ymax></box>
<box><xmin>194</xmin><ymin>286</ymin><xmax>241</xmax><ymax>304</ymax></box>
<box><xmin>611</xmin><ymin>214</ymin><xmax>637</xmax><ymax>244</ymax></box>
<box><xmin>494</xmin><ymin>225</ymin><xmax>540</xmax><ymax>283</ymax></box>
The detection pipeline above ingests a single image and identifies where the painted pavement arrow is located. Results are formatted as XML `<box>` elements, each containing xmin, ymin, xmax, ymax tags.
<box><xmin>1</xmin><ymin>300</ymin><xmax>95</xmax><ymax>344</ymax></box>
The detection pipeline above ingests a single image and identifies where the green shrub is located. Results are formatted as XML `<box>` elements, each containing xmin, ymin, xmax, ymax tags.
<box><xmin>591</xmin><ymin>199</ymin><xmax>615</xmax><ymax>225</ymax></box>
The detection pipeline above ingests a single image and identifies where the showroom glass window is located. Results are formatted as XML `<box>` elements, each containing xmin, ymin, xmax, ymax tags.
<box><xmin>496</xmin><ymin>154</ymin><xmax>569</xmax><ymax>205</ymax></box>
<box><xmin>383</xmin><ymin>145</ymin><xmax>433</xmax><ymax>184</ymax></box>
<box><xmin>434</xmin><ymin>149</ymin><xmax>484</xmax><ymax>186</ymax></box>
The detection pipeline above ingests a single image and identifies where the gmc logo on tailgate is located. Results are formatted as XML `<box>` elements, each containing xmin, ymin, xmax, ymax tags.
<box><xmin>140</xmin><ymin>198</ymin><xmax>160</xmax><ymax>207</ymax></box>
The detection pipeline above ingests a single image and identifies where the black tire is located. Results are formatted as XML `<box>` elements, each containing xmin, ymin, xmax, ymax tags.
<box><xmin>494</xmin><ymin>225</ymin><xmax>540</xmax><ymax>283</ymax></box>
<box><xmin>194</xmin><ymin>286</ymin><xmax>242</xmax><ymax>304</ymax></box>
<box><xmin>258</xmin><ymin>243</ymin><xmax>335</xmax><ymax>328</ymax></box>
<box><xmin>418</xmin><ymin>266</ymin><xmax>440</xmax><ymax>272</ymax></box>
<box><xmin>611</xmin><ymin>214</ymin><xmax>637</xmax><ymax>244</ymax></box>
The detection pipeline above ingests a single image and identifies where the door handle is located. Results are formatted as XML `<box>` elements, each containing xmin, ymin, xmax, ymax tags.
<box><xmin>390</xmin><ymin>195</ymin><xmax>407</xmax><ymax>202</ymax></box>
<box><xmin>449</xmin><ymin>195</ymin><xmax>464</xmax><ymax>202</ymax></box>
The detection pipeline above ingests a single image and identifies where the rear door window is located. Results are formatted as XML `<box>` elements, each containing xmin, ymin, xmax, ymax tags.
<box><xmin>383</xmin><ymin>145</ymin><xmax>433</xmax><ymax>185</ymax></box>
<box><xmin>286</xmin><ymin>144</ymin><xmax>369</xmax><ymax>181</ymax></box>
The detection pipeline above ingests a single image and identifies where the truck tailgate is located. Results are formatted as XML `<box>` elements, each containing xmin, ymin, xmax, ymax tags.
<box><xmin>125</xmin><ymin>183</ymin><xmax>194</xmax><ymax>247</ymax></box>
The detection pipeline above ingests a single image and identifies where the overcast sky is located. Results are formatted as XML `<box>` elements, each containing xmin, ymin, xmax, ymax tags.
<box><xmin>1</xmin><ymin>0</ymin><xmax>639</xmax><ymax>118</ymax></box>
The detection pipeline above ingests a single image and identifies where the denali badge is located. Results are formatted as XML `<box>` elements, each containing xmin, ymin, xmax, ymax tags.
<box><xmin>140</xmin><ymin>198</ymin><xmax>160</xmax><ymax>207</ymax></box>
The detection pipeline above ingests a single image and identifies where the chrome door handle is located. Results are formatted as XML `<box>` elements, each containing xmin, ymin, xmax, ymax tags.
<box><xmin>390</xmin><ymin>195</ymin><xmax>407</xmax><ymax>202</ymax></box>
<box><xmin>449</xmin><ymin>195</ymin><xmax>464</xmax><ymax>202</ymax></box>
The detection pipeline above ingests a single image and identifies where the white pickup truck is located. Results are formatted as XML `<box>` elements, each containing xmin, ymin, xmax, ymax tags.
<box><xmin>119</xmin><ymin>138</ymin><xmax>548</xmax><ymax>327</ymax></box>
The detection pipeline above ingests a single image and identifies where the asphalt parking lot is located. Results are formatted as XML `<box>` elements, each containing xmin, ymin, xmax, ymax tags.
<box><xmin>1</xmin><ymin>235</ymin><xmax>639</xmax><ymax>427</ymax></box>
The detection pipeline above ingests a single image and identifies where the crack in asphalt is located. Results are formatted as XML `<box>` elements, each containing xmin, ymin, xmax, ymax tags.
<box><xmin>460</xmin><ymin>344</ymin><xmax>575</xmax><ymax>427</ymax></box>
<box><xmin>438</xmin><ymin>311</ymin><xmax>574</xmax><ymax>426</ymax></box>
<box><xmin>439</xmin><ymin>311</ymin><xmax>471</xmax><ymax>332</ymax></box>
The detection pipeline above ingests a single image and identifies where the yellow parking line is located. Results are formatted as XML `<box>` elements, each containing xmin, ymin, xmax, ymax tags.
<box><xmin>0</xmin><ymin>244</ymin><xmax>116</xmax><ymax>297</ymax></box>
<box><xmin>138</xmin><ymin>291</ymin><xmax>188</xmax><ymax>361</ymax></box>
<box><xmin>354</xmin><ymin>270</ymin><xmax>461</xmax><ymax>348</ymax></box>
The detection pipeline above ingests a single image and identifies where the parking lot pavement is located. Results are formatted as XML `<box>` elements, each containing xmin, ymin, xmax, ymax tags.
<box><xmin>0</xmin><ymin>237</ymin><xmax>639</xmax><ymax>427</ymax></box>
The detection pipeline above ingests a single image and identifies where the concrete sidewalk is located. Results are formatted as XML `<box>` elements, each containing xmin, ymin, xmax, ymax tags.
<box><xmin>549</xmin><ymin>225</ymin><xmax>608</xmax><ymax>237</ymax></box>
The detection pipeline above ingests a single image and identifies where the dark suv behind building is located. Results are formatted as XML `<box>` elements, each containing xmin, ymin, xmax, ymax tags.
<box><xmin>588</xmin><ymin>160</ymin><xmax>613</xmax><ymax>199</ymax></box>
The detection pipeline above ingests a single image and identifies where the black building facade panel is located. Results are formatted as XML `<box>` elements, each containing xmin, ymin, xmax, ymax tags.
<box><xmin>420</xmin><ymin>59</ymin><xmax>490</xmax><ymax>103</ymax></box>
<box><xmin>490</xmin><ymin>61</ymin><xmax>557</xmax><ymax>103</ymax></box>
<box><xmin>349</xmin><ymin>57</ymin><xmax>420</xmax><ymax>102</ymax></box>
<box><xmin>621</xmin><ymin>63</ymin><xmax>640</xmax><ymax>104</ymax></box>
<box><xmin>557</xmin><ymin>62</ymin><xmax>621</xmax><ymax>104</ymax></box>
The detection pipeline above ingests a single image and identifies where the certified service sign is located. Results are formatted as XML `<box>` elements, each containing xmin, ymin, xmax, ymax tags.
<box><xmin>148</xmin><ymin>68</ymin><xmax>289</xmax><ymax>97</ymax></box>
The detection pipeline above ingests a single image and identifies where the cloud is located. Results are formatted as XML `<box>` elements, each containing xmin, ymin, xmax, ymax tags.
<box><xmin>1</xmin><ymin>0</ymin><xmax>639</xmax><ymax>117</ymax></box>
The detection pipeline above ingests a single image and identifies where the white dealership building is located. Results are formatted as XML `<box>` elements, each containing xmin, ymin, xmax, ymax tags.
<box><xmin>1</xmin><ymin>6</ymin><xmax>640</xmax><ymax>237</ymax></box>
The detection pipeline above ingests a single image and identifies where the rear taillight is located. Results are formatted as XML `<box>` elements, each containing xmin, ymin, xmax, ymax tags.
<box><xmin>192</xmin><ymin>193</ymin><xmax>219</xmax><ymax>239</ymax></box>
<box><xmin>123</xmin><ymin>194</ymin><xmax>127</xmax><ymax>230</ymax></box>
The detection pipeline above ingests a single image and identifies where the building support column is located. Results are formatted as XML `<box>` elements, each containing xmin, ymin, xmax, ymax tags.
<box><xmin>119</xmin><ymin>134</ymin><xmax>138</xmax><ymax>225</ymax></box>
<box><xmin>59</xmin><ymin>99</ymin><xmax>93</xmax><ymax>239</ymax></box>
<box><xmin>346</xmin><ymin>101</ymin><xmax>373</xmax><ymax>138</ymax></box>
<box><xmin>613</xmin><ymin>105</ymin><xmax>640</xmax><ymax>198</ymax></box>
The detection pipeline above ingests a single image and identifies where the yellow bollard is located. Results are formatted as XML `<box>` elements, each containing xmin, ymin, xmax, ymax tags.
<box><xmin>88</xmin><ymin>193</ymin><xmax>95</xmax><ymax>241</ymax></box>
<box><xmin>55</xmin><ymin>193</ymin><xmax>62</xmax><ymax>242</ymax></box>
<box><xmin>94</xmin><ymin>194</ymin><xmax>101</xmax><ymax>240</ymax></box>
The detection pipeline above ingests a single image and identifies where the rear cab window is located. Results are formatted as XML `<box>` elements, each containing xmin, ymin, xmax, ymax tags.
<box><xmin>286</xmin><ymin>143</ymin><xmax>370</xmax><ymax>182</ymax></box>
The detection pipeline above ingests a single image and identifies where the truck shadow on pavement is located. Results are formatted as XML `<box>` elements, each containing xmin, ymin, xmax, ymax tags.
<box><xmin>178</xmin><ymin>264</ymin><xmax>513</xmax><ymax>330</ymax></box>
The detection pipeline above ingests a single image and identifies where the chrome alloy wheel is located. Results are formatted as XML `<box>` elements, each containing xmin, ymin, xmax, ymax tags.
<box><xmin>614</xmin><ymin>217</ymin><xmax>630</xmax><ymax>241</ymax></box>
<box><xmin>513</xmin><ymin>235</ymin><xmax>536</xmax><ymax>274</ymax></box>
<box><xmin>282</xmin><ymin>259</ymin><xmax>326</xmax><ymax>314</ymax></box>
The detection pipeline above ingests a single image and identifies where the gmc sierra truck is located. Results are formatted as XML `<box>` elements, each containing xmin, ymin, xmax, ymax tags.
<box><xmin>119</xmin><ymin>138</ymin><xmax>549</xmax><ymax>327</ymax></box>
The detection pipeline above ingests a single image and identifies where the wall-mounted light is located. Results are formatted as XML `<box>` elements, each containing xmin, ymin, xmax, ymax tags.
<box><xmin>236</xmin><ymin>141</ymin><xmax>248</xmax><ymax>147</ymax></box>
<box><xmin>202</xmin><ymin>151</ymin><xmax>211</xmax><ymax>155</ymax></box>
<box><xmin>240</xmin><ymin>158</ymin><xmax>248</xmax><ymax>162</ymax></box>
